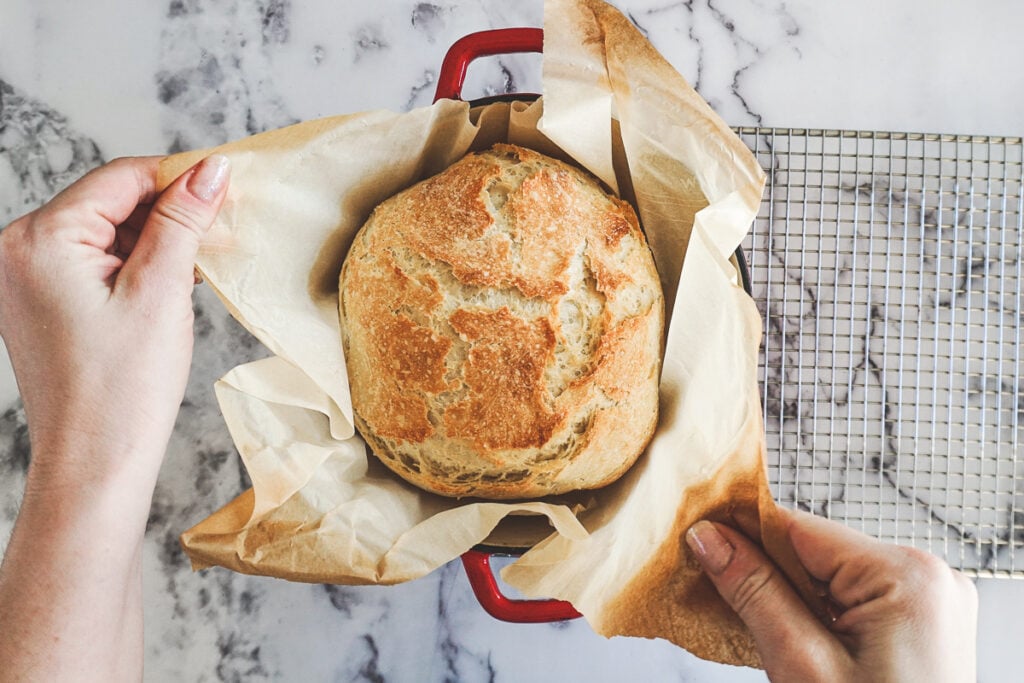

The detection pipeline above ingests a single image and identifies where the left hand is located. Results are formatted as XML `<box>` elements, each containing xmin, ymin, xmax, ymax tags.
<box><xmin>0</xmin><ymin>154</ymin><xmax>230</xmax><ymax>488</ymax></box>
<box><xmin>686</xmin><ymin>508</ymin><xmax>977</xmax><ymax>682</ymax></box>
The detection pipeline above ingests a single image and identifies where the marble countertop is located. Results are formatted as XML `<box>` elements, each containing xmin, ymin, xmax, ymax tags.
<box><xmin>2</xmin><ymin>1</ymin><xmax>1022</xmax><ymax>680</ymax></box>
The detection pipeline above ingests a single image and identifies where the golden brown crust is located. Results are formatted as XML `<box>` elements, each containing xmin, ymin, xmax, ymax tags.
<box><xmin>445</xmin><ymin>308</ymin><xmax>562</xmax><ymax>452</ymax></box>
<box><xmin>339</xmin><ymin>143</ymin><xmax>665</xmax><ymax>499</ymax></box>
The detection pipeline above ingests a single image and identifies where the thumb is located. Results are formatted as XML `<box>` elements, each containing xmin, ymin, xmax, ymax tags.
<box><xmin>120</xmin><ymin>154</ymin><xmax>230</xmax><ymax>296</ymax></box>
<box><xmin>686</xmin><ymin>520</ymin><xmax>844</xmax><ymax>678</ymax></box>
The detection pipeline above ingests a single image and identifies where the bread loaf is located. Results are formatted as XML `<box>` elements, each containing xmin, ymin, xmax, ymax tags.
<box><xmin>339</xmin><ymin>144</ymin><xmax>664</xmax><ymax>499</ymax></box>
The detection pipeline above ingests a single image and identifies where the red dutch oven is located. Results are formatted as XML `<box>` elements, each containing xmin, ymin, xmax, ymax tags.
<box><xmin>432</xmin><ymin>28</ymin><xmax>752</xmax><ymax>624</ymax></box>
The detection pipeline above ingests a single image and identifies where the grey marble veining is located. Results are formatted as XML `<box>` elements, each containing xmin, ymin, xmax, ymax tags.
<box><xmin>624</xmin><ymin>1</ymin><xmax>802</xmax><ymax>125</ymax></box>
<box><xmin>0</xmin><ymin>404</ymin><xmax>29</xmax><ymax>540</ymax></box>
<box><xmin>157</xmin><ymin>0</ymin><xmax>300</xmax><ymax>152</ymax></box>
<box><xmin>3</xmin><ymin>1</ymin><xmax>1024</xmax><ymax>681</ymax></box>
<box><xmin>0</xmin><ymin>79</ymin><xmax>105</xmax><ymax>225</ymax></box>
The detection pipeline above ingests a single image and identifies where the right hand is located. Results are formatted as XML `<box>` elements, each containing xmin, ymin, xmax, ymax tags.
<box><xmin>686</xmin><ymin>508</ymin><xmax>977</xmax><ymax>682</ymax></box>
<box><xmin>0</xmin><ymin>154</ymin><xmax>229</xmax><ymax>491</ymax></box>
<box><xmin>0</xmin><ymin>154</ymin><xmax>230</xmax><ymax>683</ymax></box>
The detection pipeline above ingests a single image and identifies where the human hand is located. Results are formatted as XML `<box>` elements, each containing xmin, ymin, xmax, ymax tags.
<box><xmin>0</xmin><ymin>154</ymin><xmax>230</xmax><ymax>681</ymax></box>
<box><xmin>0</xmin><ymin>155</ymin><xmax>229</xmax><ymax>491</ymax></box>
<box><xmin>686</xmin><ymin>508</ymin><xmax>977</xmax><ymax>682</ymax></box>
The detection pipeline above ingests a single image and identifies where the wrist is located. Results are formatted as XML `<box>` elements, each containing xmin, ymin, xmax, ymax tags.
<box><xmin>23</xmin><ymin>430</ymin><xmax>168</xmax><ymax>521</ymax></box>
<box><xmin>16</xmin><ymin>360</ymin><xmax>183</xmax><ymax>473</ymax></box>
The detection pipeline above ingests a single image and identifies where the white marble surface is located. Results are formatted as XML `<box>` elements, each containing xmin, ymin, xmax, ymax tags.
<box><xmin>1</xmin><ymin>0</ymin><xmax>1022</xmax><ymax>680</ymax></box>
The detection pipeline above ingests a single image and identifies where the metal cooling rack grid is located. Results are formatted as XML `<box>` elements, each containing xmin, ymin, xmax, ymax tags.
<box><xmin>735</xmin><ymin>128</ymin><xmax>1024</xmax><ymax>577</ymax></box>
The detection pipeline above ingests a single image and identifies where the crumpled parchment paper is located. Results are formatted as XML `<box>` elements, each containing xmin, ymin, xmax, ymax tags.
<box><xmin>159</xmin><ymin>0</ymin><xmax>823</xmax><ymax>666</ymax></box>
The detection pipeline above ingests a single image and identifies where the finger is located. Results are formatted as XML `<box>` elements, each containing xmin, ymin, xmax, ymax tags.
<box><xmin>686</xmin><ymin>520</ymin><xmax>845</xmax><ymax>677</ymax></box>
<box><xmin>117</xmin><ymin>154</ymin><xmax>230</xmax><ymax>298</ymax></box>
<box><xmin>41</xmin><ymin>157</ymin><xmax>161</xmax><ymax>228</ymax></box>
<box><xmin>120</xmin><ymin>202</ymin><xmax>153</xmax><ymax>234</ymax></box>
<box><xmin>784</xmin><ymin>509</ymin><xmax>897</xmax><ymax>608</ymax></box>
<box><xmin>107</xmin><ymin>203</ymin><xmax>152</xmax><ymax>258</ymax></box>
<box><xmin>109</xmin><ymin>224</ymin><xmax>142</xmax><ymax>259</ymax></box>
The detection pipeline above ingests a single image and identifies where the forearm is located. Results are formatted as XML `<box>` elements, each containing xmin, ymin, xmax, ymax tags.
<box><xmin>0</xmin><ymin>444</ymin><xmax>162</xmax><ymax>682</ymax></box>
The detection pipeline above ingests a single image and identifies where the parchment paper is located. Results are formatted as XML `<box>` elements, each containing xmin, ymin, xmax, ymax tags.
<box><xmin>162</xmin><ymin>0</ymin><xmax>823</xmax><ymax>667</ymax></box>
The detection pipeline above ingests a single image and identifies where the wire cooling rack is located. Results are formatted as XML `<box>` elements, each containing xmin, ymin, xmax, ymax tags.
<box><xmin>734</xmin><ymin>128</ymin><xmax>1024</xmax><ymax>578</ymax></box>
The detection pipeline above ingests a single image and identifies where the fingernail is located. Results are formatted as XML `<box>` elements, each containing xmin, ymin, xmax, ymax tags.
<box><xmin>686</xmin><ymin>521</ymin><xmax>735</xmax><ymax>575</ymax></box>
<box><xmin>187</xmin><ymin>154</ymin><xmax>230</xmax><ymax>202</ymax></box>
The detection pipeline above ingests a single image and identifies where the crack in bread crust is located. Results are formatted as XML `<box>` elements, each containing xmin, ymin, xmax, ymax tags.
<box><xmin>340</xmin><ymin>143</ymin><xmax>664</xmax><ymax>499</ymax></box>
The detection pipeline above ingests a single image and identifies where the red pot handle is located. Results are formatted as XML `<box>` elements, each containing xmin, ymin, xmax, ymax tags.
<box><xmin>433</xmin><ymin>28</ymin><xmax>544</xmax><ymax>103</ymax></box>
<box><xmin>460</xmin><ymin>549</ymin><xmax>582</xmax><ymax>623</ymax></box>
